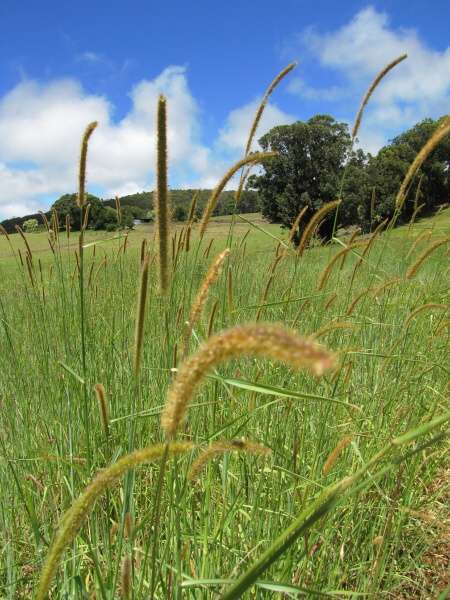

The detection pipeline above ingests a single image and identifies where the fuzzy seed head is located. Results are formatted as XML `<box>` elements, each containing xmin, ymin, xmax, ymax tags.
<box><xmin>161</xmin><ymin>324</ymin><xmax>337</xmax><ymax>438</ymax></box>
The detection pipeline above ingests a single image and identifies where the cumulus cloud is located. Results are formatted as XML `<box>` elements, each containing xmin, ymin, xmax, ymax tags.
<box><xmin>288</xmin><ymin>6</ymin><xmax>450</xmax><ymax>152</ymax></box>
<box><xmin>218</xmin><ymin>99</ymin><xmax>296</xmax><ymax>151</ymax></box>
<box><xmin>0</xmin><ymin>65</ymin><xmax>296</xmax><ymax>219</ymax></box>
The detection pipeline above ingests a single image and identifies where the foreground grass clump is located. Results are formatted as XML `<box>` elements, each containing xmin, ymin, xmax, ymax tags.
<box><xmin>0</xmin><ymin>60</ymin><xmax>449</xmax><ymax>598</ymax></box>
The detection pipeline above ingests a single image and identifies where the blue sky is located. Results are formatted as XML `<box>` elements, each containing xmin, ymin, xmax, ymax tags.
<box><xmin>0</xmin><ymin>1</ymin><xmax>449</xmax><ymax>218</ymax></box>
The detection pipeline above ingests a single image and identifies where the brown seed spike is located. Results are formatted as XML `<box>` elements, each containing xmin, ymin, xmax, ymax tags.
<box><xmin>200</xmin><ymin>152</ymin><xmax>277</xmax><ymax>238</ymax></box>
<box><xmin>188</xmin><ymin>439</ymin><xmax>271</xmax><ymax>482</ymax></box>
<box><xmin>352</xmin><ymin>54</ymin><xmax>407</xmax><ymax>140</ymax></box>
<box><xmin>396</xmin><ymin>117</ymin><xmax>450</xmax><ymax>210</ymax></box>
<box><xmin>77</xmin><ymin>122</ymin><xmax>98</xmax><ymax>208</ymax></box>
<box><xmin>156</xmin><ymin>95</ymin><xmax>170</xmax><ymax>293</ymax></box>
<box><xmin>161</xmin><ymin>324</ymin><xmax>337</xmax><ymax>438</ymax></box>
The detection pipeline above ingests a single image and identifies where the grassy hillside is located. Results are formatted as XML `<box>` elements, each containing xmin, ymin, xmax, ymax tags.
<box><xmin>0</xmin><ymin>209</ymin><xmax>449</xmax><ymax>598</ymax></box>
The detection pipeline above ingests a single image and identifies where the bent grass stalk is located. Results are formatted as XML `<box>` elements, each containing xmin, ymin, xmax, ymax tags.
<box><xmin>395</xmin><ymin>116</ymin><xmax>450</xmax><ymax>211</ymax></box>
<box><xmin>161</xmin><ymin>324</ymin><xmax>336</xmax><ymax>438</ymax></box>
<box><xmin>182</xmin><ymin>248</ymin><xmax>230</xmax><ymax>354</ymax></box>
<box><xmin>200</xmin><ymin>152</ymin><xmax>277</xmax><ymax>237</ymax></box>
<box><xmin>406</xmin><ymin>237</ymin><xmax>450</xmax><ymax>279</ymax></box>
<box><xmin>188</xmin><ymin>439</ymin><xmax>271</xmax><ymax>482</ymax></box>
<box><xmin>322</xmin><ymin>435</ymin><xmax>353</xmax><ymax>475</ymax></box>
<box><xmin>352</xmin><ymin>54</ymin><xmax>407</xmax><ymax>140</ymax></box>
<box><xmin>287</xmin><ymin>205</ymin><xmax>309</xmax><ymax>246</ymax></box>
<box><xmin>297</xmin><ymin>200</ymin><xmax>341</xmax><ymax>256</ymax></box>
<box><xmin>316</xmin><ymin>242</ymin><xmax>361</xmax><ymax>290</ymax></box>
<box><xmin>133</xmin><ymin>253</ymin><xmax>150</xmax><ymax>376</ymax></box>
<box><xmin>77</xmin><ymin>122</ymin><xmax>97</xmax><ymax>467</ymax></box>
<box><xmin>403</xmin><ymin>303</ymin><xmax>448</xmax><ymax>329</ymax></box>
<box><xmin>235</xmin><ymin>62</ymin><xmax>296</xmax><ymax>203</ymax></box>
<box><xmin>35</xmin><ymin>442</ymin><xmax>193</xmax><ymax>600</ymax></box>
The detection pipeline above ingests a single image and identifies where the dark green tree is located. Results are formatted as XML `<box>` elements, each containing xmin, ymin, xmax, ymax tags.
<box><xmin>248</xmin><ymin>115</ymin><xmax>352</xmax><ymax>240</ymax></box>
<box><xmin>172</xmin><ymin>204</ymin><xmax>188</xmax><ymax>221</ymax></box>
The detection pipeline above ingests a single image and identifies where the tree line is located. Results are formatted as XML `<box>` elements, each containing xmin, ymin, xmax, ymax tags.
<box><xmin>0</xmin><ymin>189</ymin><xmax>260</xmax><ymax>234</ymax></box>
<box><xmin>249</xmin><ymin>115</ymin><xmax>450</xmax><ymax>241</ymax></box>
<box><xmin>2</xmin><ymin>115</ymin><xmax>448</xmax><ymax>237</ymax></box>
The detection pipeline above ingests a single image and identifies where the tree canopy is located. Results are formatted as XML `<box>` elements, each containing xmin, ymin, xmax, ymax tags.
<box><xmin>249</xmin><ymin>115</ymin><xmax>450</xmax><ymax>240</ymax></box>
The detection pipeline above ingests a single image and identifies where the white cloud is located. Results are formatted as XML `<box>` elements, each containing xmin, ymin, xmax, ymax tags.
<box><xmin>289</xmin><ymin>6</ymin><xmax>450</xmax><ymax>152</ymax></box>
<box><xmin>0</xmin><ymin>65</ymin><xmax>296</xmax><ymax>219</ymax></box>
<box><xmin>218</xmin><ymin>99</ymin><xmax>296</xmax><ymax>151</ymax></box>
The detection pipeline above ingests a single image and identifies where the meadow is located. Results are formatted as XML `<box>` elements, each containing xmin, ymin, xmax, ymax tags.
<box><xmin>0</xmin><ymin>202</ymin><xmax>449</xmax><ymax>598</ymax></box>
<box><xmin>0</xmin><ymin>57</ymin><xmax>449</xmax><ymax>599</ymax></box>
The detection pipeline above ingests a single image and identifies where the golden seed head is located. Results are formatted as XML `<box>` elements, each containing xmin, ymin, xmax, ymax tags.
<box><xmin>161</xmin><ymin>323</ymin><xmax>337</xmax><ymax>438</ymax></box>
<box><xmin>189</xmin><ymin>439</ymin><xmax>271</xmax><ymax>482</ymax></box>
<box><xmin>77</xmin><ymin>121</ymin><xmax>98</xmax><ymax>208</ymax></box>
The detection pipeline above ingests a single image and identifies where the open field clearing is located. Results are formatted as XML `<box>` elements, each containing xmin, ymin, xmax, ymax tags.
<box><xmin>0</xmin><ymin>207</ymin><xmax>449</xmax><ymax>599</ymax></box>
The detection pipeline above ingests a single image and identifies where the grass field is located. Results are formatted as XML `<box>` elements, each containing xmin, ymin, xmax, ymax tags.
<box><xmin>0</xmin><ymin>208</ymin><xmax>449</xmax><ymax>599</ymax></box>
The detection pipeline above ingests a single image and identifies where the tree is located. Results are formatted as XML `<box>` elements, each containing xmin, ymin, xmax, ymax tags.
<box><xmin>23</xmin><ymin>218</ymin><xmax>39</xmax><ymax>233</ymax></box>
<box><xmin>248</xmin><ymin>115</ymin><xmax>352</xmax><ymax>240</ymax></box>
<box><xmin>173</xmin><ymin>205</ymin><xmax>187</xmax><ymax>222</ymax></box>
<box><xmin>51</xmin><ymin>194</ymin><xmax>107</xmax><ymax>230</ymax></box>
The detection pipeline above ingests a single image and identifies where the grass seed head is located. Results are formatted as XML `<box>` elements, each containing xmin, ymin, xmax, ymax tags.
<box><xmin>161</xmin><ymin>323</ymin><xmax>337</xmax><ymax>438</ymax></box>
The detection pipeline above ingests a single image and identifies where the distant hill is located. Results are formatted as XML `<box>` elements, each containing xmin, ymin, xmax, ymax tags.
<box><xmin>0</xmin><ymin>188</ymin><xmax>260</xmax><ymax>234</ymax></box>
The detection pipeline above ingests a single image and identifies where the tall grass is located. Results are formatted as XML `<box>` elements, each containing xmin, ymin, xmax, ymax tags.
<box><xmin>0</xmin><ymin>63</ymin><xmax>449</xmax><ymax>600</ymax></box>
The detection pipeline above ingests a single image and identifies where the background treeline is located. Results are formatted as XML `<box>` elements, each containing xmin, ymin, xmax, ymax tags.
<box><xmin>2</xmin><ymin>115</ymin><xmax>448</xmax><ymax>237</ymax></box>
<box><xmin>250</xmin><ymin>115</ymin><xmax>450</xmax><ymax>240</ymax></box>
<box><xmin>0</xmin><ymin>189</ymin><xmax>259</xmax><ymax>234</ymax></box>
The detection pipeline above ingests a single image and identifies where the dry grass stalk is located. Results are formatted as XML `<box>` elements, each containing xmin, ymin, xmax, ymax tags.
<box><xmin>433</xmin><ymin>319</ymin><xmax>450</xmax><ymax>337</ymax></box>
<box><xmin>200</xmin><ymin>152</ymin><xmax>277</xmax><ymax>237</ymax></box>
<box><xmin>409</xmin><ymin>202</ymin><xmax>426</xmax><ymax>229</ymax></box>
<box><xmin>406</xmin><ymin>229</ymin><xmax>433</xmax><ymax>259</ymax></box>
<box><xmin>182</xmin><ymin>248</ymin><xmax>230</xmax><ymax>353</ymax></box>
<box><xmin>156</xmin><ymin>95</ymin><xmax>170</xmax><ymax>294</ymax></box>
<box><xmin>256</xmin><ymin>274</ymin><xmax>275</xmax><ymax>322</ymax></box>
<box><xmin>0</xmin><ymin>224</ymin><xmax>10</xmax><ymax>241</ymax></box>
<box><xmin>350</xmin><ymin>219</ymin><xmax>388</xmax><ymax>286</ymax></box>
<box><xmin>292</xmin><ymin>299</ymin><xmax>310</xmax><ymax>328</ymax></box>
<box><xmin>288</xmin><ymin>205</ymin><xmax>309</xmax><ymax>246</ymax></box>
<box><xmin>77</xmin><ymin>121</ymin><xmax>98</xmax><ymax>208</ymax></box>
<box><xmin>15</xmin><ymin>225</ymin><xmax>33</xmax><ymax>263</ymax></box>
<box><xmin>297</xmin><ymin>200</ymin><xmax>341</xmax><ymax>256</ymax></box>
<box><xmin>161</xmin><ymin>323</ymin><xmax>336</xmax><ymax>438</ymax></box>
<box><xmin>340</xmin><ymin>229</ymin><xmax>361</xmax><ymax>270</ymax></box>
<box><xmin>371</xmin><ymin>277</ymin><xmax>401</xmax><ymax>298</ymax></box>
<box><xmin>188</xmin><ymin>439</ymin><xmax>271</xmax><ymax>482</ymax></box>
<box><xmin>227</xmin><ymin>267</ymin><xmax>233</xmax><ymax>311</ymax></box>
<box><xmin>323</xmin><ymin>435</ymin><xmax>353</xmax><ymax>475</ymax></box>
<box><xmin>35</xmin><ymin>442</ymin><xmax>193</xmax><ymax>600</ymax></box>
<box><xmin>235</xmin><ymin>62</ymin><xmax>296</xmax><ymax>202</ymax></box>
<box><xmin>317</xmin><ymin>243</ymin><xmax>361</xmax><ymax>290</ymax></box>
<box><xmin>404</xmin><ymin>303</ymin><xmax>448</xmax><ymax>329</ymax></box>
<box><xmin>121</xmin><ymin>555</ymin><xmax>132</xmax><ymax>599</ymax></box>
<box><xmin>38</xmin><ymin>210</ymin><xmax>50</xmax><ymax>234</ymax></box>
<box><xmin>94</xmin><ymin>383</ymin><xmax>109</xmax><ymax>437</ymax></box>
<box><xmin>324</xmin><ymin>293</ymin><xmax>337</xmax><ymax>311</ymax></box>
<box><xmin>133</xmin><ymin>253</ymin><xmax>150</xmax><ymax>376</ymax></box>
<box><xmin>81</xmin><ymin>203</ymin><xmax>91</xmax><ymax>231</ymax></box>
<box><xmin>352</xmin><ymin>54</ymin><xmax>407</xmax><ymax>140</ymax></box>
<box><xmin>346</xmin><ymin>289</ymin><xmax>370</xmax><ymax>316</ymax></box>
<box><xmin>406</xmin><ymin>237</ymin><xmax>450</xmax><ymax>279</ymax></box>
<box><xmin>202</xmin><ymin>238</ymin><xmax>214</xmax><ymax>259</ymax></box>
<box><xmin>140</xmin><ymin>239</ymin><xmax>148</xmax><ymax>266</ymax></box>
<box><xmin>115</xmin><ymin>195</ymin><xmax>122</xmax><ymax>226</ymax></box>
<box><xmin>25</xmin><ymin>254</ymin><xmax>35</xmax><ymax>287</ymax></box>
<box><xmin>312</xmin><ymin>322</ymin><xmax>356</xmax><ymax>340</ymax></box>
<box><xmin>396</xmin><ymin>117</ymin><xmax>450</xmax><ymax>210</ymax></box>
<box><xmin>207</xmin><ymin>299</ymin><xmax>219</xmax><ymax>338</ymax></box>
